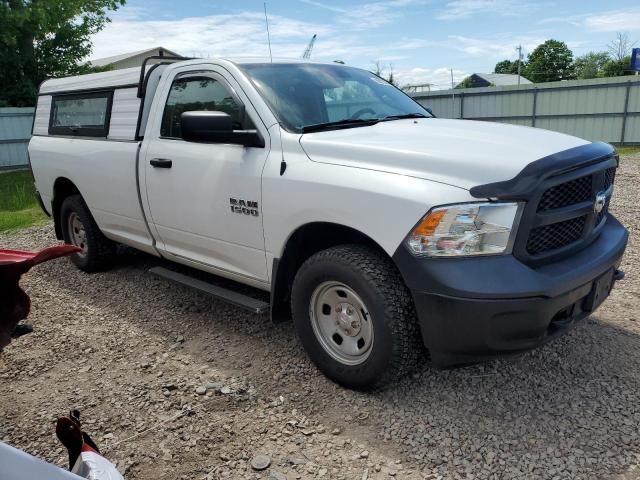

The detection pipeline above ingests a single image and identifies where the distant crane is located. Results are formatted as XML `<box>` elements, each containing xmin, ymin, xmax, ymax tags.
<box><xmin>302</xmin><ymin>34</ymin><xmax>317</xmax><ymax>59</ymax></box>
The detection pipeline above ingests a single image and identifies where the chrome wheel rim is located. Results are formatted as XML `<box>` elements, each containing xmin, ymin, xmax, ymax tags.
<box><xmin>309</xmin><ymin>281</ymin><xmax>374</xmax><ymax>365</ymax></box>
<box><xmin>67</xmin><ymin>212</ymin><xmax>88</xmax><ymax>257</ymax></box>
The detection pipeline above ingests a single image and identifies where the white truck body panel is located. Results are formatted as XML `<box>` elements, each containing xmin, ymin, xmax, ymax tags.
<box><xmin>33</xmin><ymin>95</ymin><xmax>52</xmax><ymax>136</ymax></box>
<box><xmin>29</xmin><ymin>135</ymin><xmax>153</xmax><ymax>252</ymax></box>
<box><xmin>262</xmin><ymin>130</ymin><xmax>474</xmax><ymax>263</ymax></box>
<box><xmin>300</xmin><ymin>118</ymin><xmax>589</xmax><ymax>190</ymax></box>
<box><xmin>39</xmin><ymin>67</ymin><xmax>141</xmax><ymax>94</ymax></box>
<box><xmin>108</xmin><ymin>88</ymin><xmax>140</xmax><ymax>141</ymax></box>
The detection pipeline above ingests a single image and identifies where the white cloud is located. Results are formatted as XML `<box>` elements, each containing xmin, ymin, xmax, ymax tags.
<box><xmin>90</xmin><ymin>6</ymin><xmax>434</xmax><ymax>67</ymax></box>
<box><xmin>300</xmin><ymin>0</ymin><xmax>429</xmax><ymax>30</ymax></box>
<box><xmin>91</xmin><ymin>10</ymin><xmax>332</xmax><ymax>60</ymax></box>
<box><xmin>436</xmin><ymin>0</ymin><xmax>538</xmax><ymax>21</ymax></box>
<box><xmin>445</xmin><ymin>35</ymin><xmax>543</xmax><ymax>59</ymax></box>
<box><xmin>540</xmin><ymin>8</ymin><xmax>640</xmax><ymax>33</ymax></box>
<box><xmin>583</xmin><ymin>9</ymin><xmax>640</xmax><ymax>32</ymax></box>
<box><xmin>394</xmin><ymin>67</ymin><xmax>468</xmax><ymax>89</ymax></box>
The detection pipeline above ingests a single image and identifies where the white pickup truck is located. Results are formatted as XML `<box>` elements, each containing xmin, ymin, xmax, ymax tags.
<box><xmin>29</xmin><ymin>57</ymin><xmax>628</xmax><ymax>389</ymax></box>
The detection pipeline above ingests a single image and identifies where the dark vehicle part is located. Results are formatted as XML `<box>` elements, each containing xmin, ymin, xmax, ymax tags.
<box><xmin>60</xmin><ymin>195</ymin><xmax>117</xmax><ymax>272</ymax></box>
<box><xmin>291</xmin><ymin>244</ymin><xmax>422</xmax><ymax>390</ymax></box>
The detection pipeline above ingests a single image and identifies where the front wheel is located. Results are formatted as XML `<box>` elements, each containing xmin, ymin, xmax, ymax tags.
<box><xmin>291</xmin><ymin>245</ymin><xmax>423</xmax><ymax>390</ymax></box>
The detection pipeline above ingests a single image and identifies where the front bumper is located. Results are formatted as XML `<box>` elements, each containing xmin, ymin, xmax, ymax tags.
<box><xmin>393</xmin><ymin>215</ymin><xmax>628</xmax><ymax>367</ymax></box>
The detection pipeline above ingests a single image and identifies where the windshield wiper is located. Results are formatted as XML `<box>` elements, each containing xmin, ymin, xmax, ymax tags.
<box><xmin>381</xmin><ymin>113</ymin><xmax>428</xmax><ymax>121</ymax></box>
<box><xmin>302</xmin><ymin>118</ymin><xmax>380</xmax><ymax>133</ymax></box>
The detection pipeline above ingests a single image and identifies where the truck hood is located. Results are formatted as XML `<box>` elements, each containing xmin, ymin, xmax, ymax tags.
<box><xmin>299</xmin><ymin>118</ymin><xmax>590</xmax><ymax>191</ymax></box>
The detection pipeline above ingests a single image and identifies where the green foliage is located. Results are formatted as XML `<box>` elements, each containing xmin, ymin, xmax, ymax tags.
<box><xmin>574</xmin><ymin>51</ymin><xmax>610</xmax><ymax>79</ymax></box>
<box><xmin>524</xmin><ymin>39</ymin><xmax>575</xmax><ymax>83</ymax></box>
<box><xmin>0</xmin><ymin>0</ymin><xmax>125</xmax><ymax>107</ymax></box>
<box><xmin>494</xmin><ymin>60</ymin><xmax>519</xmax><ymax>75</ymax></box>
<box><xmin>0</xmin><ymin>170</ymin><xmax>47</xmax><ymax>232</ymax></box>
<box><xmin>601</xmin><ymin>56</ymin><xmax>634</xmax><ymax>77</ymax></box>
<box><xmin>455</xmin><ymin>76</ymin><xmax>474</xmax><ymax>89</ymax></box>
<box><xmin>617</xmin><ymin>146</ymin><xmax>640</xmax><ymax>156</ymax></box>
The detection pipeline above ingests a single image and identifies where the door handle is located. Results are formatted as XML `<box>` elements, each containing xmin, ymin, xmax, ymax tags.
<box><xmin>150</xmin><ymin>158</ymin><xmax>173</xmax><ymax>168</ymax></box>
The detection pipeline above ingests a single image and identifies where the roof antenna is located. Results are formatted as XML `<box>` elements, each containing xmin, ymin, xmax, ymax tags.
<box><xmin>264</xmin><ymin>2</ymin><xmax>273</xmax><ymax>63</ymax></box>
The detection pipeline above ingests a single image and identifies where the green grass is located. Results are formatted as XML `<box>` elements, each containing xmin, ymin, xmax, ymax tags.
<box><xmin>0</xmin><ymin>169</ymin><xmax>48</xmax><ymax>232</ymax></box>
<box><xmin>617</xmin><ymin>146</ymin><xmax>640</xmax><ymax>156</ymax></box>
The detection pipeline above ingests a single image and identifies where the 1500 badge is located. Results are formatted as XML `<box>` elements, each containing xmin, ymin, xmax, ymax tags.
<box><xmin>230</xmin><ymin>198</ymin><xmax>259</xmax><ymax>216</ymax></box>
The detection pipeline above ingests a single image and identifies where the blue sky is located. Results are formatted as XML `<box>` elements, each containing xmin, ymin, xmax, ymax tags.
<box><xmin>91</xmin><ymin>0</ymin><xmax>640</xmax><ymax>89</ymax></box>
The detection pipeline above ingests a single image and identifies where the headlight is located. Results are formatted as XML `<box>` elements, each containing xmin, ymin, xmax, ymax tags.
<box><xmin>406</xmin><ymin>202</ymin><xmax>522</xmax><ymax>257</ymax></box>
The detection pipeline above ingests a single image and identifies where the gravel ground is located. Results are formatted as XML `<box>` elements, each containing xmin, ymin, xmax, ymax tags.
<box><xmin>1</xmin><ymin>153</ymin><xmax>639</xmax><ymax>480</ymax></box>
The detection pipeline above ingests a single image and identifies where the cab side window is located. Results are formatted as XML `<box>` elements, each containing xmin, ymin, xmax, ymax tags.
<box><xmin>160</xmin><ymin>77</ymin><xmax>254</xmax><ymax>138</ymax></box>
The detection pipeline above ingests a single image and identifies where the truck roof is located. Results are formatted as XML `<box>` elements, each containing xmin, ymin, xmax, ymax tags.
<box><xmin>38</xmin><ymin>57</ymin><xmax>338</xmax><ymax>95</ymax></box>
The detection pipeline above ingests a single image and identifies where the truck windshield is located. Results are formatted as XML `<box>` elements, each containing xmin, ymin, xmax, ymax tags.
<box><xmin>240</xmin><ymin>63</ymin><xmax>431</xmax><ymax>133</ymax></box>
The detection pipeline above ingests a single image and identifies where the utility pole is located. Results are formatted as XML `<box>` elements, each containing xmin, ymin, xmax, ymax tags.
<box><xmin>516</xmin><ymin>44</ymin><xmax>523</xmax><ymax>85</ymax></box>
<box><xmin>450</xmin><ymin>68</ymin><xmax>455</xmax><ymax>118</ymax></box>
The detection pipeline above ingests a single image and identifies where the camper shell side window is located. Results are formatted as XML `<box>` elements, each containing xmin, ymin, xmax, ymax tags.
<box><xmin>49</xmin><ymin>91</ymin><xmax>114</xmax><ymax>137</ymax></box>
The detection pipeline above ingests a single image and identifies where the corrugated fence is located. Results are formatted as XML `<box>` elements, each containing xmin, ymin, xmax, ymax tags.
<box><xmin>409</xmin><ymin>76</ymin><xmax>640</xmax><ymax>145</ymax></box>
<box><xmin>0</xmin><ymin>107</ymin><xmax>34</xmax><ymax>169</ymax></box>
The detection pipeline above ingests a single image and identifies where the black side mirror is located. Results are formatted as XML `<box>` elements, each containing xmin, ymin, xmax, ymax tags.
<box><xmin>180</xmin><ymin>111</ymin><xmax>264</xmax><ymax>147</ymax></box>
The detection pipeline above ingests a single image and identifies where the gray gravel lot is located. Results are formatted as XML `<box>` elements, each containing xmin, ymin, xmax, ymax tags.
<box><xmin>1</xmin><ymin>153</ymin><xmax>639</xmax><ymax>480</ymax></box>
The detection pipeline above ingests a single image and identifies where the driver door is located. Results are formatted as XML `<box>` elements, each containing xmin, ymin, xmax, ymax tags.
<box><xmin>142</xmin><ymin>69</ymin><xmax>270</xmax><ymax>284</ymax></box>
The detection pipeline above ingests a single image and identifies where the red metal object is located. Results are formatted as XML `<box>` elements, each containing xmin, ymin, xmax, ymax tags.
<box><xmin>0</xmin><ymin>245</ymin><xmax>80</xmax><ymax>351</ymax></box>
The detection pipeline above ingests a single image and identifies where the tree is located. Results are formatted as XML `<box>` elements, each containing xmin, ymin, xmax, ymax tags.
<box><xmin>455</xmin><ymin>76</ymin><xmax>474</xmax><ymax>89</ymax></box>
<box><xmin>607</xmin><ymin>32</ymin><xmax>637</xmax><ymax>61</ymax></box>
<box><xmin>371</xmin><ymin>60</ymin><xmax>398</xmax><ymax>86</ymax></box>
<box><xmin>0</xmin><ymin>0</ymin><xmax>125</xmax><ymax>107</ymax></box>
<box><xmin>574</xmin><ymin>51</ymin><xmax>610</xmax><ymax>79</ymax></box>
<box><xmin>601</xmin><ymin>56</ymin><xmax>634</xmax><ymax>77</ymax></box>
<box><xmin>524</xmin><ymin>39</ymin><xmax>574</xmax><ymax>83</ymax></box>
<box><xmin>494</xmin><ymin>59</ymin><xmax>519</xmax><ymax>75</ymax></box>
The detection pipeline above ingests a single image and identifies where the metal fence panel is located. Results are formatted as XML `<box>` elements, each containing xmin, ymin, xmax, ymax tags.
<box><xmin>411</xmin><ymin>77</ymin><xmax>640</xmax><ymax>145</ymax></box>
<box><xmin>0</xmin><ymin>107</ymin><xmax>34</xmax><ymax>169</ymax></box>
<box><xmin>626</xmin><ymin>116</ymin><xmax>640</xmax><ymax>143</ymax></box>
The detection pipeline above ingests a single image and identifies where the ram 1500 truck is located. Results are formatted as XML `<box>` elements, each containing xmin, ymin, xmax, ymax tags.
<box><xmin>28</xmin><ymin>57</ymin><xmax>628</xmax><ymax>389</ymax></box>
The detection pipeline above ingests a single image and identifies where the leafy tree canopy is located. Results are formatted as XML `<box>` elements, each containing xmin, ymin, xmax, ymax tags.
<box><xmin>494</xmin><ymin>60</ymin><xmax>520</xmax><ymax>75</ymax></box>
<box><xmin>524</xmin><ymin>39</ymin><xmax>574</xmax><ymax>83</ymax></box>
<box><xmin>574</xmin><ymin>51</ymin><xmax>610</xmax><ymax>79</ymax></box>
<box><xmin>0</xmin><ymin>0</ymin><xmax>125</xmax><ymax>107</ymax></box>
<box><xmin>601</xmin><ymin>56</ymin><xmax>634</xmax><ymax>77</ymax></box>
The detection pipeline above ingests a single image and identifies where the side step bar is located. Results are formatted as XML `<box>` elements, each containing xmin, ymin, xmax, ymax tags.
<box><xmin>149</xmin><ymin>266</ymin><xmax>270</xmax><ymax>314</ymax></box>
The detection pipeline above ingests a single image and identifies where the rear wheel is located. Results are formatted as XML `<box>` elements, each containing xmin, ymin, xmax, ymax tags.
<box><xmin>60</xmin><ymin>195</ymin><xmax>116</xmax><ymax>272</ymax></box>
<box><xmin>291</xmin><ymin>244</ymin><xmax>423</xmax><ymax>390</ymax></box>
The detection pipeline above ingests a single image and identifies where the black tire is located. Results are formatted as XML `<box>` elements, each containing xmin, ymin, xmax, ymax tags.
<box><xmin>291</xmin><ymin>244</ymin><xmax>423</xmax><ymax>390</ymax></box>
<box><xmin>60</xmin><ymin>194</ymin><xmax>116</xmax><ymax>272</ymax></box>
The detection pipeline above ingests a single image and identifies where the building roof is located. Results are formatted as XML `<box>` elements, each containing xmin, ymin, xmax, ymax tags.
<box><xmin>473</xmin><ymin>73</ymin><xmax>532</xmax><ymax>86</ymax></box>
<box><xmin>89</xmin><ymin>47</ymin><xmax>181</xmax><ymax>67</ymax></box>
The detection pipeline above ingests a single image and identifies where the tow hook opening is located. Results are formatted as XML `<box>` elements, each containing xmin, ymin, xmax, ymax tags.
<box><xmin>548</xmin><ymin>304</ymin><xmax>576</xmax><ymax>334</ymax></box>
